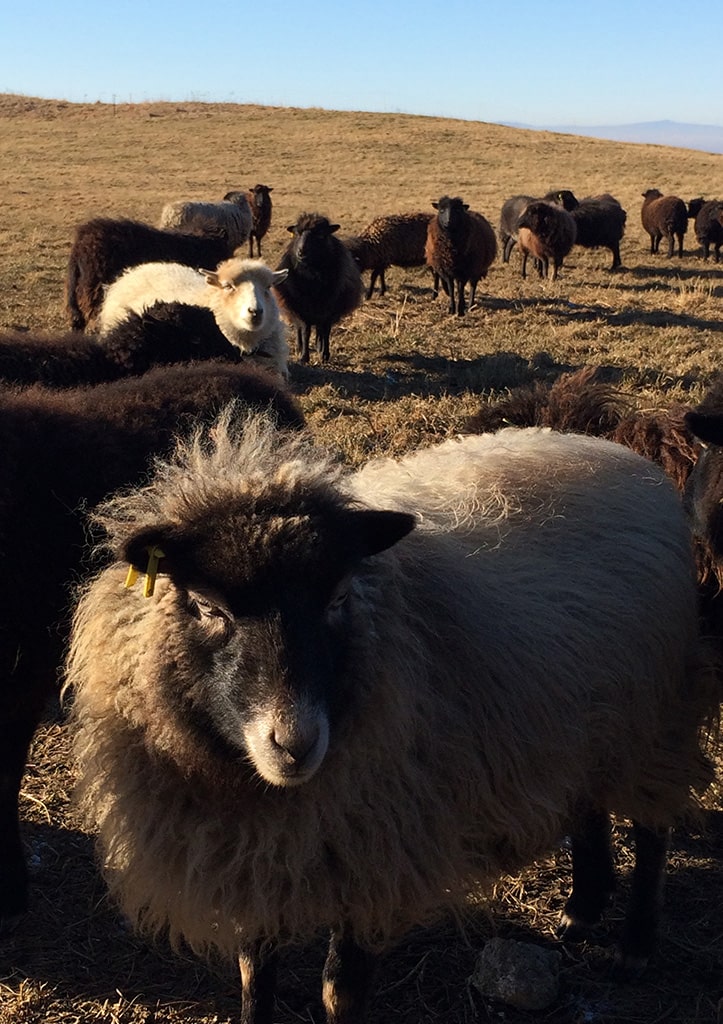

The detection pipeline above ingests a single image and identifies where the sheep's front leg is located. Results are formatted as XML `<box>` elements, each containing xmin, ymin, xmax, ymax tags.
<box><xmin>322</xmin><ymin>926</ymin><xmax>376</xmax><ymax>1024</ymax></box>
<box><xmin>558</xmin><ymin>806</ymin><xmax>616</xmax><ymax>941</ymax></box>
<box><xmin>238</xmin><ymin>941</ymin><xmax>278</xmax><ymax>1024</ymax></box>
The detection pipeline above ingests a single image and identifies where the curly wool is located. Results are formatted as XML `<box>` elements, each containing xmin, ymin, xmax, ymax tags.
<box><xmin>68</xmin><ymin>419</ymin><xmax>716</xmax><ymax>959</ymax></box>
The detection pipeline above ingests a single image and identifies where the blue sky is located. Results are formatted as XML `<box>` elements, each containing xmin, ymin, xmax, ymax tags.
<box><xmin>3</xmin><ymin>0</ymin><xmax>722</xmax><ymax>128</ymax></box>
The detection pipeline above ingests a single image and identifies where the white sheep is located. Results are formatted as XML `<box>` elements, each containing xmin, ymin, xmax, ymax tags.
<box><xmin>98</xmin><ymin>257</ymin><xmax>291</xmax><ymax>379</ymax></box>
<box><xmin>158</xmin><ymin>192</ymin><xmax>253</xmax><ymax>251</ymax></box>
<box><xmin>67</xmin><ymin>416</ymin><xmax>718</xmax><ymax>1023</ymax></box>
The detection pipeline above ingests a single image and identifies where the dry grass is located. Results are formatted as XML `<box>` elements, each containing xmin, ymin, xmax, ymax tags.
<box><xmin>0</xmin><ymin>93</ymin><xmax>722</xmax><ymax>1024</ymax></box>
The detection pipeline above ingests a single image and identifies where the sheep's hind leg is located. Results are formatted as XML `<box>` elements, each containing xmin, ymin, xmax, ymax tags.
<box><xmin>558</xmin><ymin>806</ymin><xmax>616</xmax><ymax>942</ymax></box>
<box><xmin>322</xmin><ymin>926</ymin><xmax>376</xmax><ymax>1024</ymax></box>
<box><xmin>297</xmin><ymin>325</ymin><xmax>311</xmax><ymax>363</ymax></box>
<box><xmin>238</xmin><ymin>941</ymin><xmax>278</xmax><ymax>1024</ymax></box>
<box><xmin>615</xmin><ymin>820</ymin><xmax>669</xmax><ymax>975</ymax></box>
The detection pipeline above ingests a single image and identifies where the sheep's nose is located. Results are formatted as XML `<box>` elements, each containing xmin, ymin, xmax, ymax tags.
<box><xmin>271</xmin><ymin>723</ymin><xmax>319</xmax><ymax>766</ymax></box>
<box><xmin>248</xmin><ymin>307</ymin><xmax>263</xmax><ymax>325</ymax></box>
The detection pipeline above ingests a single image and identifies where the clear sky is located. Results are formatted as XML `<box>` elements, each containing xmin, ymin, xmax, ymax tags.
<box><xmin>3</xmin><ymin>0</ymin><xmax>722</xmax><ymax>129</ymax></box>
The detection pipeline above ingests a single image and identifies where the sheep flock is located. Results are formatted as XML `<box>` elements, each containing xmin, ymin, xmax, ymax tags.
<box><xmin>2</xmin><ymin>123</ymin><xmax>723</xmax><ymax>1024</ymax></box>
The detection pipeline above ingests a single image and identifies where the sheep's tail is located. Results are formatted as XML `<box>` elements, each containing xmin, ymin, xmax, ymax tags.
<box><xmin>65</xmin><ymin>255</ymin><xmax>86</xmax><ymax>331</ymax></box>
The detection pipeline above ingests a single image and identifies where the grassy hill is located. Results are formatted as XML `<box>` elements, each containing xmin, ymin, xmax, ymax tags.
<box><xmin>0</xmin><ymin>94</ymin><xmax>721</xmax><ymax>1024</ymax></box>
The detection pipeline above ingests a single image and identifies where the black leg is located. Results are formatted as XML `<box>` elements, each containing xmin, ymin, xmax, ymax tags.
<box><xmin>322</xmin><ymin>926</ymin><xmax>376</xmax><ymax>1024</ymax></box>
<box><xmin>617</xmin><ymin>820</ymin><xmax>670</xmax><ymax>974</ymax></box>
<box><xmin>559</xmin><ymin>806</ymin><xmax>617</xmax><ymax>942</ymax></box>
<box><xmin>238</xmin><ymin>941</ymin><xmax>278</xmax><ymax>1024</ymax></box>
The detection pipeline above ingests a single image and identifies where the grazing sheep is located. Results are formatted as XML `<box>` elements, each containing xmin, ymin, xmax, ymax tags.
<box><xmin>641</xmin><ymin>190</ymin><xmax>688</xmax><ymax>258</ymax></box>
<box><xmin>0</xmin><ymin>303</ymin><xmax>244</xmax><ymax>387</ymax></box>
<box><xmin>245</xmin><ymin>184</ymin><xmax>274</xmax><ymax>257</ymax></box>
<box><xmin>687</xmin><ymin>199</ymin><xmax>723</xmax><ymax>261</ymax></box>
<box><xmin>516</xmin><ymin>201</ymin><xmax>577</xmax><ymax>280</ymax></box>
<box><xmin>500</xmin><ymin>191</ymin><xmax>579</xmax><ymax>263</ymax></box>
<box><xmin>65</xmin><ymin>217</ymin><xmax>237</xmax><ymax>331</ymax></box>
<box><xmin>570</xmin><ymin>194</ymin><xmax>627</xmax><ymax>270</ymax></box>
<box><xmin>98</xmin><ymin>257</ymin><xmax>290</xmax><ymax>379</ymax></box>
<box><xmin>343</xmin><ymin>211</ymin><xmax>433</xmax><ymax>298</ymax></box>
<box><xmin>158</xmin><ymin>192</ymin><xmax>253</xmax><ymax>251</ymax></box>
<box><xmin>274</xmin><ymin>212</ymin><xmax>363</xmax><ymax>363</ymax></box>
<box><xmin>67</xmin><ymin>415</ymin><xmax>716</xmax><ymax>1024</ymax></box>
<box><xmin>425</xmin><ymin>195</ymin><xmax>497</xmax><ymax>315</ymax></box>
<box><xmin>0</xmin><ymin>364</ymin><xmax>303</xmax><ymax>931</ymax></box>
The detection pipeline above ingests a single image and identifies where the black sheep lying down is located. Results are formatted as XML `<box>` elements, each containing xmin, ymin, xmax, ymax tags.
<box><xmin>0</xmin><ymin>361</ymin><xmax>303</xmax><ymax>930</ymax></box>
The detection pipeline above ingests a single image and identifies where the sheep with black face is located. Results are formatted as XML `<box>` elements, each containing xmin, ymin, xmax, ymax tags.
<box><xmin>68</xmin><ymin>415</ymin><xmax>717</xmax><ymax>1024</ymax></box>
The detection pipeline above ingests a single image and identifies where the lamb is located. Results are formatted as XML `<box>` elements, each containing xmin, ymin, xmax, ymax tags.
<box><xmin>0</xmin><ymin>363</ymin><xmax>304</xmax><ymax>931</ymax></box>
<box><xmin>425</xmin><ymin>195</ymin><xmax>497</xmax><ymax>315</ymax></box>
<box><xmin>273</xmin><ymin>212</ymin><xmax>363</xmax><ymax>363</ymax></box>
<box><xmin>245</xmin><ymin>184</ymin><xmax>274</xmax><ymax>257</ymax></box>
<box><xmin>0</xmin><ymin>303</ymin><xmax>244</xmax><ymax>387</ymax></box>
<box><xmin>516</xmin><ymin>201</ymin><xmax>577</xmax><ymax>280</ymax></box>
<box><xmin>66</xmin><ymin>414</ymin><xmax>716</xmax><ymax>1024</ymax></box>
<box><xmin>687</xmin><ymin>198</ymin><xmax>723</xmax><ymax>261</ymax></box>
<box><xmin>342</xmin><ymin>211</ymin><xmax>433</xmax><ymax>298</ymax></box>
<box><xmin>570</xmin><ymin>194</ymin><xmax>627</xmax><ymax>270</ymax></box>
<box><xmin>158</xmin><ymin>191</ymin><xmax>253</xmax><ymax>251</ymax></box>
<box><xmin>499</xmin><ymin>190</ymin><xmax>579</xmax><ymax>262</ymax></box>
<box><xmin>98</xmin><ymin>257</ymin><xmax>291</xmax><ymax>379</ymax></box>
<box><xmin>65</xmin><ymin>217</ymin><xmax>238</xmax><ymax>331</ymax></box>
<box><xmin>641</xmin><ymin>189</ymin><xmax>688</xmax><ymax>258</ymax></box>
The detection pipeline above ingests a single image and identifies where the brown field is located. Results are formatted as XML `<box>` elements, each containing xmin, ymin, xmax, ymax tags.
<box><xmin>0</xmin><ymin>93</ymin><xmax>721</xmax><ymax>1024</ymax></box>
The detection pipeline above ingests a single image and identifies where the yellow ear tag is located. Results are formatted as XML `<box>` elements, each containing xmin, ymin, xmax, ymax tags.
<box><xmin>124</xmin><ymin>545</ymin><xmax>165</xmax><ymax>598</ymax></box>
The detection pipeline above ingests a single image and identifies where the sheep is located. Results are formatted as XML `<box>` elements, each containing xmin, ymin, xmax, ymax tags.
<box><xmin>245</xmin><ymin>184</ymin><xmax>273</xmax><ymax>257</ymax></box>
<box><xmin>66</xmin><ymin>414</ymin><xmax>717</xmax><ymax>1024</ymax></box>
<box><xmin>681</xmin><ymin>379</ymin><xmax>723</xmax><ymax>586</ymax></box>
<box><xmin>342</xmin><ymin>211</ymin><xmax>433</xmax><ymax>298</ymax></box>
<box><xmin>98</xmin><ymin>257</ymin><xmax>291</xmax><ymax>379</ymax></box>
<box><xmin>273</xmin><ymin>212</ymin><xmax>363</xmax><ymax>364</ymax></box>
<box><xmin>500</xmin><ymin>190</ymin><xmax>579</xmax><ymax>263</ymax></box>
<box><xmin>569</xmin><ymin>194</ymin><xmax>627</xmax><ymax>270</ymax></box>
<box><xmin>425</xmin><ymin>195</ymin><xmax>497</xmax><ymax>315</ymax></box>
<box><xmin>158</xmin><ymin>191</ymin><xmax>253</xmax><ymax>251</ymax></box>
<box><xmin>0</xmin><ymin>363</ymin><xmax>304</xmax><ymax>931</ymax></box>
<box><xmin>687</xmin><ymin>198</ymin><xmax>723</xmax><ymax>261</ymax></box>
<box><xmin>516</xmin><ymin>201</ymin><xmax>577</xmax><ymax>281</ymax></box>
<box><xmin>65</xmin><ymin>217</ymin><xmax>238</xmax><ymax>331</ymax></box>
<box><xmin>641</xmin><ymin>189</ymin><xmax>688</xmax><ymax>258</ymax></box>
<box><xmin>0</xmin><ymin>303</ymin><xmax>245</xmax><ymax>387</ymax></box>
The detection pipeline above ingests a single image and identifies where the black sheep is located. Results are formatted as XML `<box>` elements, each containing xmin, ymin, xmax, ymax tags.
<box><xmin>570</xmin><ymin>194</ymin><xmax>627</xmax><ymax>270</ymax></box>
<box><xmin>500</xmin><ymin>190</ymin><xmax>579</xmax><ymax>263</ymax></box>
<box><xmin>244</xmin><ymin>184</ymin><xmax>274</xmax><ymax>257</ymax></box>
<box><xmin>425</xmin><ymin>196</ymin><xmax>497</xmax><ymax>315</ymax></box>
<box><xmin>274</xmin><ymin>212</ymin><xmax>362</xmax><ymax>364</ymax></box>
<box><xmin>0</xmin><ymin>360</ymin><xmax>304</xmax><ymax>930</ymax></box>
<box><xmin>65</xmin><ymin>217</ymin><xmax>236</xmax><ymax>331</ymax></box>
<box><xmin>516</xmin><ymin>201</ymin><xmax>577</xmax><ymax>280</ymax></box>
<box><xmin>688</xmin><ymin>199</ymin><xmax>723</xmax><ymax>261</ymax></box>
<box><xmin>0</xmin><ymin>303</ymin><xmax>242</xmax><ymax>387</ymax></box>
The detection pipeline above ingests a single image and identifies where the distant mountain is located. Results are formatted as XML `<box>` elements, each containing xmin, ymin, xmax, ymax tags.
<box><xmin>504</xmin><ymin>119</ymin><xmax>723</xmax><ymax>155</ymax></box>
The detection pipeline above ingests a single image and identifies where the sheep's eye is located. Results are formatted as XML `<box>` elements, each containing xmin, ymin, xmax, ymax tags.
<box><xmin>187</xmin><ymin>594</ymin><xmax>231</xmax><ymax>627</ymax></box>
<box><xmin>326</xmin><ymin>579</ymin><xmax>352</xmax><ymax>616</ymax></box>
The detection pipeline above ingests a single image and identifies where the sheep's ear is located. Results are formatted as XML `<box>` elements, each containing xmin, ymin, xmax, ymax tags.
<box><xmin>328</xmin><ymin>223</ymin><xmax>340</xmax><ymax>233</ymax></box>
<box><xmin>286</xmin><ymin>224</ymin><xmax>296</xmax><ymax>233</ymax></box>
<box><xmin>685</xmin><ymin>410</ymin><xmax>723</xmax><ymax>447</ymax></box>
<box><xmin>199</xmin><ymin>268</ymin><xmax>220</xmax><ymax>286</ymax></box>
<box><xmin>272</xmin><ymin>269</ymin><xmax>289</xmax><ymax>285</ymax></box>
<box><xmin>463</xmin><ymin>203</ymin><xmax>469</xmax><ymax>211</ymax></box>
<box><xmin>431</xmin><ymin>201</ymin><xmax>439</xmax><ymax>209</ymax></box>
<box><xmin>121</xmin><ymin>524</ymin><xmax>178</xmax><ymax>574</ymax></box>
<box><xmin>341</xmin><ymin>509</ymin><xmax>416</xmax><ymax>559</ymax></box>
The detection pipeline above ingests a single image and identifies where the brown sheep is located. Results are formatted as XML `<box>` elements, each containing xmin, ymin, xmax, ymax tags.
<box><xmin>343</xmin><ymin>211</ymin><xmax>433</xmax><ymax>298</ymax></box>
<box><xmin>516</xmin><ymin>201</ymin><xmax>577</xmax><ymax>280</ymax></box>
<box><xmin>65</xmin><ymin>217</ymin><xmax>238</xmax><ymax>331</ymax></box>
<box><xmin>641</xmin><ymin>189</ymin><xmax>688</xmax><ymax>258</ymax></box>
<box><xmin>425</xmin><ymin>195</ymin><xmax>497</xmax><ymax>315</ymax></box>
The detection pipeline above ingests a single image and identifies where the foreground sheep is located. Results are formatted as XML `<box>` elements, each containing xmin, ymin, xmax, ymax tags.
<box><xmin>65</xmin><ymin>217</ymin><xmax>238</xmax><ymax>331</ymax></box>
<box><xmin>343</xmin><ymin>211</ymin><xmax>433</xmax><ymax>298</ymax></box>
<box><xmin>158</xmin><ymin>192</ymin><xmax>253</xmax><ymax>251</ymax></box>
<box><xmin>98</xmin><ymin>257</ymin><xmax>290</xmax><ymax>378</ymax></box>
<box><xmin>274</xmin><ymin>212</ymin><xmax>363</xmax><ymax>363</ymax></box>
<box><xmin>641</xmin><ymin>189</ymin><xmax>688</xmax><ymax>257</ymax></box>
<box><xmin>67</xmin><ymin>417</ymin><xmax>716</xmax><ymax>1024</ymax></box>
<box><xmin>425</xmin><ymin>195</ymin><xmax>497</xmax><ymax>314</ymax></box>
<box><xmin>0</xmin><ymin>367</ymin><xmax>303</xmax><ymax>930</ymax></box>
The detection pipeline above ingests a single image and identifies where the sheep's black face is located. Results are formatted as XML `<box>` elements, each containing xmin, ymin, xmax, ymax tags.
<box><xmin>123</xmin><ymin>504</ymin><xmax>414</xmax><ymax>787</ymax></box>
<box><xmin>683</xmin><ymin>411</ymin><xmax>723</xmax><ymax>561</ymax></box>
<box><xmin>434</xmin><ymin>197</ymin><xmax>468</xmax><ymax>232</ymax></box>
